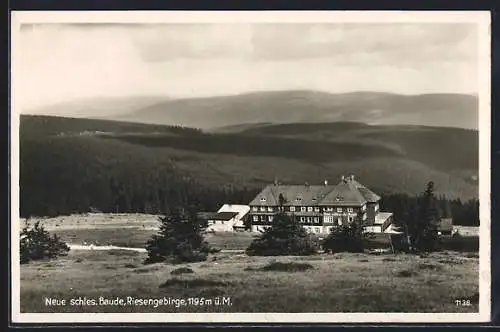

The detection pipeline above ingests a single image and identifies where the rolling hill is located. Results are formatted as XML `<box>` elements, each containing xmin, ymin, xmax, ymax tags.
<box><xmin>110</xmin><ymin>90</ymin><xmax>478</xmax><ymax>130</ymax></box>
<box><xmin>19</xmin><ymin>115</ymin><xmax>478</xmax><ymax>219</ymax></box>
<box><xmin>23</xmin><ymin>95</ymin><xmax>169</xmax><ymax>119</ymax></box>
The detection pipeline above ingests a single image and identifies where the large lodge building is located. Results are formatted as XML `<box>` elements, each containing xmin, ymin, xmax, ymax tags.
<box><xmin>248</xmin><ymin>175</ymin><xmax>393</xmax><ymax>234</ymax></box>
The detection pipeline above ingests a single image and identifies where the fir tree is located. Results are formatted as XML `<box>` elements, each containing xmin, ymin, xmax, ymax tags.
<box><xmin>20</xmin><ymin>220</ymin><xmax>70</xmax><ymax>264</ymax></box>
<box><xmin>145</xmin><ymin>207</ymin><xmax>211</xmax><ymax>264</ymax></box>
<box><xmin>413</xmin><ymin>181</ymin><xmax>440</xmax><ymax>252</ymax></box>
<box><xmin>246</xmin><ymin>211</ymin><xmax>317</xmax><ymax>256</ymax></box>
<box><xmin>322</xmin><ymin>221</ymin><xmax>365</xmax><ymax>253</ymax></box>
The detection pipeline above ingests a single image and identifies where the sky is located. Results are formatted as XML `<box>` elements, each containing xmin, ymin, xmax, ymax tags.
<box><xmin>17</xmin><ymin>22</ymin><xmax>478</xmax><ymax>110</ymax></box>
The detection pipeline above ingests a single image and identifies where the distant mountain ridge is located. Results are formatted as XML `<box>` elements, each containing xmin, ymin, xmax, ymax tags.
<box><xmin>113</xmin><ymin>90</ymin><xmax>478</xmax><ymax>130</ymax></box>
<box><xmin>27</xmin><ymin>90</ymin><xmax>478</xmax><ymax>130</ymax></box>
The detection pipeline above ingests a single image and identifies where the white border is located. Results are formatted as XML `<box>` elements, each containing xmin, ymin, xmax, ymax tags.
<box><xmin>10</xmin><ymin>10</ymin><xmax>491</xmax><ymax>324</ymax></box>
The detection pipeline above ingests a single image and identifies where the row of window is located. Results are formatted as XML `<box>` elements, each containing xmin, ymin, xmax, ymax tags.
<box><xmin>252</xmin><ymin>215</ymin><xmax>361</xmax><ymax>224</ymax></box>
<box><xmin>252</xmin><ymin>225</ymin><xmax>338</xmax><ymax>234</ymax></box>
<box><xmin>251</xmin><ymin>206</ymin><xmax>359</xmax><ymax>213</ymax></box>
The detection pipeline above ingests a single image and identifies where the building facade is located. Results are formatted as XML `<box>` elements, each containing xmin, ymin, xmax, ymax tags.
<box><xmin>248</xmin><ymin>175</ymin><xmax>392</xmax><ymax>234</ymax></box>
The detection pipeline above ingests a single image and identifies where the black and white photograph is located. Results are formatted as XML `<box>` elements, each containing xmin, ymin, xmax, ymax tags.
<box><xmin>10</xmin><ymin>11</ymin><xmax>491</xmax><ymax>323</ymax></box>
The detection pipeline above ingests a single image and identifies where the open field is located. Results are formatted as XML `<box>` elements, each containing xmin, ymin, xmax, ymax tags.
<box><xmin>21</xmin><ymin>213</ymin><xmax>479</xmax><ymax>252</ymax></box>
<box><xmin>20</xmin><ymin>249</ymin><xmax>479</xmax><ymax>313</ymax></box>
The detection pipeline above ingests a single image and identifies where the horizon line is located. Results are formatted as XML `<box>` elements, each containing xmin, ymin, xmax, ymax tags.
<box><xmin>23</xmin><ymin>88</ymin><xmax>479</xmax><ymax>112</ymax></box>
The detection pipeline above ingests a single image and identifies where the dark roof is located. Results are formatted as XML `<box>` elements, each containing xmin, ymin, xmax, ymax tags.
<box><xmin>249</xmin><ymin>176</ymin><xmax>379</xmax><ymax>207</ymax></box>
<box><xmin>351</xmin><ymin>180</ymin><xmax>381</xmax><ymax>203</ymax></box>
<box><xmin>249</xmin><ymin>184</ymin><xmax>335</xmax><ymax>206</ymax></box>
<box><xmin>319</xmin><ymin>180</ymin><xmax>367</xmax><ymax>206</ymax></box>
<box><xmin>437</xmin><ymin>218</ymin><xmax>453</xmax><ymax>231</ymax></box>
<box><xmin>212</xmin><ymin>211</ymin><xmax>239</xmax><ymax>221</ymax></box>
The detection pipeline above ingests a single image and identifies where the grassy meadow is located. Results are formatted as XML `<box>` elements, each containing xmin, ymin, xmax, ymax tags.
<box><xmin>20</xmin><ymin>249</ymin><xmax>479</xmax><ymax>313</ymax></box>
<box><xmin>19</xmin><ymin>213</ymin><xmax>480</xmax><ymax>313</ymax></box>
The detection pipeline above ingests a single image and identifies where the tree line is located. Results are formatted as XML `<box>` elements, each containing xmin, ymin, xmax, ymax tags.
<box><xmin>21</xmin><ymin>170</ymin><xmax>479</xmax><ymax>227</ymax></box>
<box><xmin>380</xmin><ymin>193</ymin><xmax>479</xmax><ymax>227</ymax></box>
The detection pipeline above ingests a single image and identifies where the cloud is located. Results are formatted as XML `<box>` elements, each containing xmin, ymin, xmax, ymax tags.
<box><xmin>251</xmin><ymin>23</ymin><xmax>477</xmax><ymax>64</ymax></box>
<box><xmin>17</xmin><ymin>23</ymin><xmax>478</xmax><ymax>110</ymax></box>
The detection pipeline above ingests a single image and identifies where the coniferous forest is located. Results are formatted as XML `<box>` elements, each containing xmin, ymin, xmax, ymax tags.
<box><xmin>19</xmin><ymin>115</ymin><xmax>479</xmax><ymax>227</ymax></box>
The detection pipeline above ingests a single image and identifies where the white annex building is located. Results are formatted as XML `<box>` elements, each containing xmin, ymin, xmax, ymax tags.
<box><xmin>205</xmin><ymin>204</ymin><xmax>250</xmax><ymax>232</ymax></box>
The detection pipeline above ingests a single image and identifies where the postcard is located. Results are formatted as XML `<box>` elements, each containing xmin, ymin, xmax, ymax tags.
<box><xmin>10</xmin><ymin>10</ymin><xmax>491</xmax><ymax>324</ymax></box>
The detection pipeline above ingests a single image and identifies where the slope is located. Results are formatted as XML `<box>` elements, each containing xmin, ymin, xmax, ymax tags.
<box><xmin>112</xmin><ymin>90</ymin><xmax>478</xmax><ymax>130</ymax></box>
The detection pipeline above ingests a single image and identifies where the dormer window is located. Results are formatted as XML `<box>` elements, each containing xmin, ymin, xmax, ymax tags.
<box><xmin>296</xmin><ymin>197</ymin><xmax>302</xmax><ymax>202</ymax></box>
<box><xmin>260</xmin><ymin>197</ymin><xmax>267</xmax><ymax>202</ymax></box>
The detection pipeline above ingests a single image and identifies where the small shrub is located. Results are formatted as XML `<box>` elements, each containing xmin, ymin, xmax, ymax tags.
<box><xmin>20</xmin><ymin>220</ymin><xmax>70</xmax><ymax>264</ymax></box>
<box><xmin>396</xmin><ymin>269</ymin><xmax>418</xmax><ymax>278</ymax></box>
<box><xmin>417</xmin><ymin>263</ymin><xmax>442</xmax><ymax>271</ymax></box>
<box><xmin>322</xmin><ymin>222</ymin><xmax>365</xmax><ymax>254</ymax></box>
<box><xmin>258</xmin><ymin>262</ymin><xmax>314</xmax><ymax>272</ymax></box>
<box><xmin>171</xmin><ymin>267</ymin><xmax>195</xmax><ymax>275</ymax></box>
<box><xmin>159</xmin><ymin>278</ymin><xmax>229</xmax><ymax>288</ymax></box>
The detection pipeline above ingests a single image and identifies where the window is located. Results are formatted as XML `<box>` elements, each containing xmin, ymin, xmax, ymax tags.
<box><xmin>307</xmin><ymin>206</ymin><xmax>313</xmax><ymax>212</ymax></box>
<box><xmin>301</xmin><ymin>206</ymin><xmax>307</xmax><ymax>212</ymax></box>
<box><xmin>314</xmin><ymin>217</ymin><xmax>319</xmax><ymax>223</ymax></box>
<box><xmin>253</xmin><ymin>216</ymin><xmax>258</xmax><ymax>221</ymax></box>
<box><xmin>300</xmin><ymin>217</ymin><xmax>305</xmax><ymax>222</ymax></box>
<box><xmin>252</xmin><ymin>206</ymin><xmax>258</xmax><ymax>211</ymax></box>
<box><xmin>290</xmin><ymin>206</ymin><xmax>295</xmax><ymax>212</ymax></box>
<box><xmin>268</xmin><ymin>216</ymin><xmax>273</xmax><ymax>222</ymax></box>
<box><xmin>260</xmin><ymin>207</ymin><xmax>265</xmax><ymax>212</ymax></box>
<box><xmin>267</xmin><ymin>207</ymin><xmax>273</xmax><ymax>212</ymax></box>
<box><xmin>362</xmin><ymin>205</ymin><xmax>366</xmax><ymax>211</ymax></box>
<box><xmin>315</xmin><ymin>227</ymin><xmax>321</xmax><ymax>233</ymax></box>
<box><xmin>348</xmin><ymin>208</ymin><xmax>354</xmax><ymax>213</ymax></box>
<box><xmin>337</xmin><ymin>208</ymin><xmax>343</xmax><ymax>213</ymax></box>
<box><xmin>363</xmin><ymin>213</ymin><xmax>367</xmax><ymax>220</ymax></box>
<box><xmin>260</xmin><ymin>197</ymin><xmax>266</xmax><ymax>202</ymax></box>
<box><xmin>348</xmin><ymin>216</ymin><xmax>353</xmax><ymax>222</ymax></box>
<box><xmin>314</xmin><ymin>207</ymin><xmax>320</xmax><ymax>212</ymax></box>
<box><xmin>337</xmin><ymin>217</ymin><xmax>342</xmax><ymax>225</ymax></box>
<box><xmin>375</xmin><ymin>204</ymin><xmax>379</xmax><ymax>211</ymax></box>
